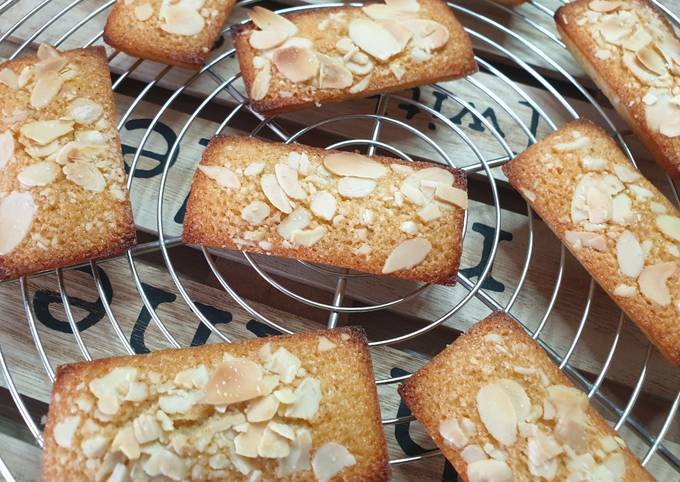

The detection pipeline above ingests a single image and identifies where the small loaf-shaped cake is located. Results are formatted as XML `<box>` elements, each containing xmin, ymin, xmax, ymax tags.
<box><xmin>104</xmin><ymin>0</ymin><xmax>236</xmax><ymax>69</ymax></box>
<box><xmin>43</xmin><ymin>327</ymin><xmax>389</xmax><ymax>481</ymax></box>
<box><xmin>556</xmin><ymin>0</ymin><xmax>680</xmax><ymax>179</ymax></box>
<box><xmin>399</xmin><ymin>312</ymin><xmax>655</xmax><ymax>482</ymax></box>
<box><xmin>0</xmin><ymin>45</ymin><xmax>136</xmax><ymax>281</ymax></box>
<box><xmin>183</xmin><ymin>136</ymin><xmax>467</xmax><ymax>284</ymax></box>
<box><xmin>503</xmin><ymin>120</ymin><xmax>680</xmax><ymax>366</ymax></box>
<box><xmin>232</xmin><ymin>0</ymin><xmax>477</xmax><ymax>114</ymax></box>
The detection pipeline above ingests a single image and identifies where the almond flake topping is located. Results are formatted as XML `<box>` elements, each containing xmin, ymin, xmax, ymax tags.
<box><xmin>476</xmin><ymin>382</ymin><xmax>517</xmax><ymax>446</ymax></box>
<box><xmin>439</xmin><ymin>418</ymin><xmax>468</xmax><ymax>448</ymax></box>
<box><xmin>20</xmin><ymin>120</ymin><xmax>73</xmax><ymax>145</ymax></box>
<box><xmin>250</xmin><ymin>29</ymin><xmax>290</xmax><ymax>50</ymax></box>
<box><xmin>382</xmin><ymin>237</ymin><xmax>431</xmax><ymax>274</ymax></box>
<box><xmin>160</xmin><ymin>5</ymin><xmax>205</xmax><ymax>36</ymax></box>
<box><xmin>0</xmin><ymin>192</ymin><xmax>35</xmax><ymax>255</ymax></box>
<box><xmin>349</xmin><ymin>19</ymin><xmax>403</xmax><ymax>62</ymax></box>
<box><xmin>317</xmin><ymin>336</ymin><xmax>337</xmax><ymax>352</ymax></box>
<box><xmin>68</xmin><ymin>98</ymin><xmax>103</xmax><ymax>125</ymax></box>
<box><xmin>565</xmin><ymin>231</ymin><xmax>607</xmax><ymax>251</ymax></box>
<box><xmin>30</xmin><ymin>71</ymin><xmax>64</xmax><ymax>109</ymax></box>
<box><xmin>18</xmin><ymin>160</ymin><xmax>59</xmax><ymax>187</ymax></box>
<box><xmin>134</xmin><ymin>3</ymin><xmax>153</xmax><ymax>21</ymax></box>
<box><xmin>290</xmin><ymin>226</ymin><xmax>326</xmax><ymax>247</ymax></box>
<box><xmin>435</xmin><ymin>184</ymin><xmax>468</xmax><ymax>209</ymax></box>
<box><xmin>0</xmin><ymin>68</ymin><xmax>18</xmax><ymax>89</ymax></box>
<box><xmin>337</xmin><ymin>177</ymin><xmax>376</xmax><ymax>198</ymax></box>
<box><xmin>312</xmin><ymin>443</ymin><xmax>356</xmax><ymax>482</ymax></box>
<box><xmin>242</xmin><ymin>200</ymin><xmax>271</xmax><ymax>225</ymax></box>
<box><xmin>249</xmin><ymin>7</ymin><xmax>298</xmax><ymax>38</ymax></box>
<box><xmin>406</xmin><ymin>19</ymin><xmax>449</xmax><ymax>51</ymax></box>
<box><xmin>317</xmin><ymin>53</ymin><xmax>353</xmax><ymax>89</ymax></box>
<box><xmin>202</xmin><ymin>357</ymin><xmax>265</xmax><ymax>405</ymax></box>
<box><xmin>251</xmin><ymin>62</ymin><xmax>272</xmax><ymax>101</ymax></box>
<box><xmin>467</xmin><ymin>459</ymin><xmax>513</xmax><ymax>482</ymax></box>
<box><xmin>261</xmin><ymin>173</ymin><xmax>293</xmax><ymax>213</ymax></box>
<box><xmin>656</xmin><ymin>215</ymin><xmax>680</xmax><ymax>242</ymax></box>
<box><xmin>323</xmin><ymin>151</ymin><xmax>388</xmax><ymax>179</ymax></box>
<box><xmin>273</xmin><ymin>46</ymin><xmax>319</xmax><ymax>83</ymax></box>
<box><xmin>589</xmin><ymin>0</ymin><xmax>623</xmax><ymax>12</ymax></box>
<box><xmin>616</xmin><ymin>230</ymin><xmax>644</xmax><ymax>277</ymax></box>
<box><xmin>310</xmin><ymin>190</ymin><xmax>337</xmax><ymax>221</ymax></box>
<box><xmin>63</xmin><ymin>161</ymin><xmax>106</xmax><ymax>192</ymax></box>
<box><xmin>54</xmin><ymin>415</ymin><xmax>80</xmax><ymax>449</ymax></box>
<box><xmin>638</xmin><ymin>262</ymin><xmax>676</xmax><ymax>306</ymax></box>
<box><xmin>277</xmin><ymin>208</ymin><xmax>311</xmax><ymax>241</ymax></box>
<box><xmin>275</xmin><ymin>163</ymin><xmax>306</xmax><ymax>200</ymax></box>
<box><xmin>0</xmin><ymin>131</ymin><xmax>15</xmax><ymax>170</ymax></box>
<box><xmin>198</xmin><ymin>165</ymin><xmax>240</xmax><ymax>189</ymax></box>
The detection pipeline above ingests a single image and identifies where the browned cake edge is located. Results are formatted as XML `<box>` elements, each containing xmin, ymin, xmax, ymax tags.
<box><xmin>398</xmin><ymin>312</ymin><xmax>654</xmax><ymax>482</ymax></box>
<box><xmin>0</xmin><ymin>47</ymin><xmax>137</xmax><ymax>281</ymax></box>
<box><xmin>232</xmin><ymin>2</ymin><xmax>478</xmax><ymax>115</ymax></box>
<box><xmin>555</xmin><ymin>0</ymin><xmax>680</xmax><ymax>180</ymax></box>
<box><xmin>181</xmin><ymin>135</ymin><xmax>467</xmax><ymax>285</ymax></box>
<box><xmin>43</xmin><ymin>326</ymin><xmax>390</xmax><ymax>481</ymax></box>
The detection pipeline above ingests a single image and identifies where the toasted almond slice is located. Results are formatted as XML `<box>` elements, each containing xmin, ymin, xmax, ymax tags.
<box><xmin>76</xmin><ymin>130</ymin><xmax>106</xmax><ymax>146</ymax></box>
<box><xmin>63</xmin><ymin>161</ymin><xmax>106</xmax><ymax>192</ymax></box>
<box><xmin>404</xmin><ymin>166</ymin><xmax>454</xmax><ymax>187</ymax></box>
<box><xmin>405</xmin><ymin>19</ymin><xmax>449</xmax><ymax>51</ymax></box>
<box><xmin>611</xmin><ymin>193</ymin><xmax>636</xmax><ymax>225</ymax></box>
<box><xmin>134</xmin><ymin>3</ymin><xmax>153</xmax><ymax>21</ymax></box>
<box><xmin>439</xmin><ymin>418</ymin><xmax>468</xmax><ymax>448</ymax></box>
<box><xmin>261</xmin><ymin>173</ymin><xmax>292</xmax><ymax>213</ymax></box>
<box><xmin>203</xmin><ymin>358</ymin><xmax>265</xmax><ymax>405</ymax></box>
<box><xmin>30</xmin><ymin>71</ymin><xmax>64</xmax><ymax>109</ymax></box>
<box><xmin>400</xmin><ymin>181</ymin><xmax>427</xmax><ymax>206</ymax></box>
<box><xmin>553</xmin><ymin>134</ymin><xmax>591</xmax><ymax>152</ymax></box>
<box><xmin>250</xmin><ymin>29</ymin><xmax>289</xmax><ymax>50</ymax></box>
<box><xmin>275</xmin><ymin>163</ymin><xmax>306</xmax><ymax>200</ymax></box>
<box><xmin>317</xmin><ymin>54</ymin><xmax>353</xmax><ymax>89</ymax></box>
<box><xmin>378</xmin><ymin>20</ymin><xmax>412</xmax><ymax>51</ymax></box>
<box><xmin>386</xmin><ymin>0</ymin><xmax>420</xmax><ymax>12</ymax></box>
<box><xmin>0</xmin><ymin>131</ymin><xmax>14</xmax><ymax>170</ymax></box>
<box><xmin>622</xmin><ymin>28</ymin><xmax>653</xmax><ymax>52</ymax></box>
<box><xmin>251</xmin><ymin>62</ymin><xmax>272</xmax><ymax>101</ymax></box>
<box><xmin>476</xmin><ymin>383</ymin><xmax>517</xmax><ymax>446</ymax></box>
<box><xmin>349</xmin><ymin>19</ymin><xmax>403</xmax><ymax>62</ymax></box>
<box><xmin>599</xmin><ymin>14</ymin><xmax>633</xmax><ymax>46</ymax></box>
<box><xmin>565</xmin><ymin>231</ymin><xmax>607</xmax><ymax>251</ymax></box>
<box><xmin>435</xmin><ymin>184</ymin><xmax>467</xmax><ymax>209</ymax></box>
<box><xmin>18</xmin><ymin>161</ymin><xmax>59</xmax><ymax>186</ymax></box>
<box><xmin>258</xmin><ymin>425</ymin><xmax>290</xmax><ymax>458</ymax></box>
<box><xmin>349</xmin><ymin>76</ymin><xmax>371</xmax><ymax>94</ymax></box>
<box><xmin>613</xmin><ymin>284</ymin><xmax>636</xmax><ymax>297</ymax></box>
<box><xmin>312</xmin><ymin>443</ymin><xmax>356</xmax><ymax>482</ymax></box>
<box><xmin>0</xmin><ymin>68</ymin><xmax>18</xmax><ymax>89</ymax></box>
<box><xmin>655</xmin><ymin>37</ymin><xmax>680</xmax><ymax>68</ymax></box>
<box><xmin>310</xmin><ymin>191</ymin><xmax>337</xmax><ymax>221</ymax></box>
<box><xmin>612</xmin><ymin>163</ymin><xmax>640</xmax><ymax>183</ymax></box>
<box><xmin>417</xmin><ymin>203</ymin><xmax>442</xmax><ymax>222</ymax></box>
<box><xmin>241</xmin><ymin>200</ymin><xmax>271</xmax><ymax>225</ymax></box>
<box><xmin>462</xmin><ymin>445</ymin><xmax>487</xmax><ymax>464</ymax></box>
<box><xmin>249</xmin><ymin>7</ymin><xmax>298</xmax><ymax>37</ymax></box>
<box><xmin>638</xmin><ymin>262</ymin><xmax>676</xmax><ymax>306</ymax></box>
<box><xmin>588</xmin><ymin>0</ymin><xmax>623</xmax><ymax>12</ymax></box>
<box><xmin>467</xmin><ymin>459</ymin><xmax>513</xmax><ymax>482</ymax></box>
<box><xmin>68</xmin><ymin>98</ymin><xmax>103</xmax><ymax>125</ymax></box>
<box><xmin>234</xmin><ymin>423</ymin><xmax>265</xmax><ymax>458</ymax></box>
<box><xmin>586</xmin><ymin>187</ymin><xmax>612</xmax><ymax>224</ymax></box>
<box><xmin>272</xmin><ymin>46</ymin><xmax>319</xmax><ymax>83</ymax></box>
<box><xmin>656</xmin><ymin>215</ymin><xmax>680</xmax><ymax>242</ymax></box>
<box><xmin>20</xmin><ymin>120</ymin><xmax>74</xmax><ymax>146</ymax></box>
<box><xmin>616</xmin><ymin>230</ymin><xmax>644</xmax><ymax>277</ymax></box>
<box><xmin>291</xmin><ymin>226</ymin><xmax>326</xmax><ymax>247</ymax></box>
<box><xmin>198</xmin><ymin>165</ymin><xmax>240</xmax><ymax>189</ymax></box>
<box><xmin>323</xmin><ymin>152</ymin><xmax>388</xmax><ymax>179</ymax></box>
<box><xmin>277</xmin><ymin>208</ymin><xmax>311</xmax><ymax>240</ymax></box>
<box><xmin>623</xmin><ymin>51</ymin><xmax>669</xmax><ymax>86</ymax></box>
<box><xmin>337</xmin><ymin>177</ymin><xmax>376</xmax><ymax>198</ymax></box>
<box><xmin>361</xmin><ymin>4</ymin><xmax>403</xmax><ymax>20</ymax></box>
<box><xmin>382</xmin><ymin>237</ymin><xmax>431</xmax><ymax>274</ymax></box>
<box><xmin>0</xmin><ymin>192</ymin><xmax>35</xmax><ymax>255</ymax></box>
<box><xmin>637</xmin><ymin>44</ymin><xmax>668</xmax><ymax>76</ymax></box>
<box><xmin>247</xmin><ymin>395</ymin><xmax>280</xmax><ymax>423</ymax></box>
<box><xmin>497</xmin><ymin>379</ymin><xmax>531</xmax><ymax>422</ymax></box>
<box><xmin>161</xmin><ymin>5</ymin><xmax>205</xmax><ymax>36</ymax></box>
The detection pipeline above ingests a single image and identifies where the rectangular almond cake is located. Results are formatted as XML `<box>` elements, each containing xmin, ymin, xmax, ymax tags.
<box><xmin>399</xmin><ymin>312</ymin><xmax>655</xmax><ymax>482</ymax></box>
<box><xmin>556</xmin><ymin>0</ymin><xmax>680</xmax><ymax>179</ymax></box>
<box><xmin>182</xmin><ymin>136</ymin><xmax>468</xmax><ymax>284</ymax></box>
<box><xmin>503</xmin><ymin>119</ymin><xmax>680</xmax><ymax>366</ymax></box>
<box><xmin>232</xmin><ymin>0</ymin><xmax>477</xmax><ymax>114</ymax></box>
<box><xmin>43</xmin><ymin>327</ymin><xmax>389</xmax><ymax>481</ymax></box>
<box><xmin>0</xmin><ymin>45</ymin><xmax>136</xmax><ymax>281</ymax></box>
<box><xmin>104</xmin><ymin>0</ymin><xmax>236</xmax><ymax>69</ymax></box>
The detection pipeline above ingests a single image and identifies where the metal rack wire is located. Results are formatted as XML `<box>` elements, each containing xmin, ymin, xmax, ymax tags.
<box><xmin>0</xmin><ymin>0</ymin><xmax>678</xmax><ymax>479</ymax></box>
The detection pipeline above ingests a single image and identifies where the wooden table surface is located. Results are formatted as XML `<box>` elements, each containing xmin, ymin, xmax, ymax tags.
<box><xmin>0</xmin><ymin>0</ymin><xmax>679</xmax><ymax>480</ymax></box>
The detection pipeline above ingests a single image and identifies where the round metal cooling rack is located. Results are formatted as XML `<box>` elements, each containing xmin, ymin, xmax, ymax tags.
<box><xmin>0</xmin><ymin>0</ymin><xmax>679</xmax><ymax>479</ymax></box>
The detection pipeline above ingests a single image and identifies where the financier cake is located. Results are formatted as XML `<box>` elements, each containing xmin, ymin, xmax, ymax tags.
<box><xmin>0</xmin><ymin>45</ymin><xmax>136</xmax><ymax>281</ymax></box>
<box><xmin>43</xmin><ymin>327</ymin><xmax>389</xmax><ymax>481</ymax></box>
<box><xmin>182</xmin><ymin>136</ymin><xmax>468</xmax><ymax>284</ymax></box>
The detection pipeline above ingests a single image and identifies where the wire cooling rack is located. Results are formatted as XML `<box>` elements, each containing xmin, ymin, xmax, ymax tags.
<box><xmin>0</xmin><ymin>0</ymin><xmax>679</xmax><ymax>480</ymax></box>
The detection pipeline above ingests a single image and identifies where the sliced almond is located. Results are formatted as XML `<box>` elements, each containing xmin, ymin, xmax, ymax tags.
<box><xmin>623</xmin><ymin>51</ymin><xmax>669</xmax><ymax>86</ymax></box>
<box><xmin>202</xmin><ymin>358</ymin><xmax>265</xmax><ymax>405</ymax></box>
<box><xmin>63</xmin><ymin>161</ymin><xmax>105</xmax><ymax>192</ymax></box>
<box><xmin>275</xmin><ymin>163</ymin><xmax>306</xmax><ymax>200</ymax></box>
<box><xmin>285</xmin><ymin>377</ymin><xmax>321</xmax><ymax>420</ymax></box>
<box><xmin>310</xmin><ymin>191</ymin><xmax>337</xmax><ymax>221</ymax></box>
<box><xmin>312</xmin><ymin>443</ymin><xmax>356</xmax><ymax>482</ymax></box>
<box><xmin>244</xmin><ymin>162</ymin><xmax>265</xmax><ymax>176</ymax></box>
<box><xmin>68</xmin><ymin>98</ymin><xmax>103</xmax><ymax>125</ymax></box>
<box><xmin>54</xmin><ymin>416</ymin><xmax>80</xmax><ymax>449</ymax></box>
<box><xmin>258</xmin><ymin>425</ymin><xmax>290</xmax><ymax>458</ymax></box>
<box><xmin>405</xmin><ymin>19</ymin><xmax>449</xmax><ymax>51</ymax></box>
<box><xmin>272</xmin><ymin>46</ymin><xmax>318</xmax><ymax>83</ymax></box>
<box><xmin>417</xmin><ymin>203</ymin><xmax>442</xmax><ymax>222</ymax></box>
<box><xmin>622</xmin><ymin>28</ymin><xmax>653</xmax><ymax>52</ymax></box>
<box><xmin>382</xmin><ymin>237</ymin><xmax>431</xmax><ymax>274</ymax></box>
<box><xmin>638</xmin><ymin>262</ymin><xmax>676</xmax><ymax>306</ymax></box>
<box><xmin>290</xmin><ymin>226</ymin><xmax>326</xmax><ymax>247</ymax></box>
<box><xmin>476</xmin><ymin>383</ymin><xmax>517</xmax><ymax>446</ymax></box>
<box><xmin>496</xmin><ymin>379</ymin><xmax>531</xmax><ymax>422</ymax></box>
<box><xmin>251</xmin><ymin>62</ymin><xmax>272</xmax><ymax>101</ymax></box>
<box><xmin>611</xmin><ymin>193</ymin><xmax>636</xmax><ymax>225</ymax></box>
<box><xmin>581</xmin><ymin>155</ymin><xmax>608</xmax><ymax>170</ymax></box>
<box><xmin>400</xmin><ymin>181</ymin><xmax>427</xmax><ymax>206</ymax></box>
<box><xmin>611</xmin><ymin>163</ymin><xmax>639</xmax><ymax>183</ymax></box>
<box><xmin>349</xmin><ymin>19</ymin><xmax>403</xmax><ymax>62</ymax></box>
<box><xmin>30</xmin><ymin>71</ymin><xmax>64</xmax><ymax>109</ymax></box>
<box><xmin>586</xmin><ymin>187</ymin><xmax>612</xmax><ymax>224</ymax></box>
<box><xmin>656</xmin><ymin>215</ymin><xmax>680</xmax><ymax>242</ymax></box>
<box><xmin>160</xmin><ymin>5</ymin><xmax>205</xmax><ymax>36</ymax></box>
<box><xmin>277</xmin><ymin>208</ymin><xmax>311</xmax><ymax>241</ymax></box>
<box><xmin>20</xmin><ymin>120</ymin><xmax>73</xmax><ymax>146</ymax></box>
<box><xmin>323</xmin><ymin>152</ymin><xmax>388</xmax><ymax>179</ymax></box>
<box><xmin>598</xmin><ymin>14</ymin><xmax>633</xmax><ymax>46</ymax></box>
<box><xmin>317</xmin><ymin>336</ymin><xmax>336</xmax><ymax>352</ymax></box>
<box><xmin>198</xmin><ymin>165</ymin><xmax>240</xmax><ymax>189</ymax></box>
<box><xmin>0</xmin><ymin>192</ymin><xmax>36</xmax><ymax>255</ymax></box>
<box><xmin>261</xmin><ymin>173</ymin><xmax>292</xmax><ymax>213</ymax></box>
<box><xmin>404</xmin><ymin>166</ymin><xmax>454</xmax><ymax>187</ymax></box>
<box><xmin>553</xmin><ymin>134</ymin><xmax>591</xmax><ymax>152</ymax></box>
<box><xmin>317</xmin><ymin>54</ymin><xmax>353</xmax><ymax>89</ymax></box>
<box><xmin>386</xmin><ymin>0</ymin><xmax>420</xmax><ymax>12</ymax></box>
<box><xmin>134</xmin><ymin>3</ymin><xmax>153</xmax><ymax>21</ymax></box>
<box><xmin>439</xmin><ymin>418</ymin><xmax>468</xmax><ymax>449</ymax></box>
<box><xmin>241</xmin><ymin>201</ymin><xmax>271</xmax><ymax>225</ymax></box>
<box><xmin>337</xmin><ymin>177</ymin><xmax>376</xmax><ymax>198</ymax></box>
<box><xmin>0</xmin><ymin>68</ymin><xmax>18</xmax><ymax>89</ymax></box>
<box><xmin>616</xmin><ymin>230</ymin><xmax>644</xmax><ymax>277</ymax></box>
<box><xmin>378</xmin><ymin>20</ymin><xmax>412</xmax><ymax>51</ymax></box>
<box><xmin>435</xmin><ymin>184</ymin><xmax>467</xmax><ymax>209</ymax></box>
<box><xmin>565</xmin><ymin>231</ymin><xmax>607</xmax><ymax>251</ymax></box>
<box><xmin>249</xmin><ymin>7</ymin><xmax>298</xmax><ymax>37</ymax></box>
<box><xmin>250</xmin><ymin>29</ymin><xmax>289</xmax><ymax>50</ymax></box>
<box><xmin>0</xmin><ymin>131</ymin><xmax>14</xmax><ymax>170</ymax></box>
<box><xmin>17</xmin><ymin>161</ymin><xmax>59</xmax><ymax>186</ymax></box>
<box><xmin>637</xmin><ymin>44</ymin><xmax>668</xmax><ymax>76</ymax></box>
<box><xmin>589</xmin><ymin>0</ymin><xmax>622</xmax><ymax>11</ymax></box>
<box><xmin>234</xmin><ymin>423</ymin><xmax>265</xmax><ymax>458</ymax></box>
<box><xmin>645</xmin><ymin>92</ymin><xmax>680</xmax><ymax>138</ymax></box>
<box><xmin>613</xmin><ymin>284</ymin><xmax>636</xmax><ymax>297</ymax></box>
<box><xmin>467</xmin><ymin>459</ymin><xmax>513</xmax><ymax>482</ymax></box>
<box><xmin>247</xmin><ymin>395</ymin><xmax>280</xmax><ymax>423</ymax></box>
<box><xmin>361</xmin><ymin>4</ymin><xmax>403</xmax><ymax>20</ymax></box>
<box><xmin>277</xmin><ymin>428</ymin><xmax>312</xmax><ymax>476</ymax></box>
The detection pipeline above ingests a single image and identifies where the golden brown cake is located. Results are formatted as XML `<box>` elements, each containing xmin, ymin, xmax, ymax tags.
<box><xmin>556</xmin><ymin>0</ymin><xmax>680</xmax><ymax>179</ymax></box>
<box><xmin>0</xmin><ymin>45</ymin><xmax>136</xmax><ymax>281</ymax></box>
<box><xmin>43</xmin><ymin>327</ymin><xmax>389</xmax><ymax>481</ymax></box>
<box><xmin>232</xmin><ymin>0</ymin><xmax>477</xmax><ymax>114</ymax></box>
<box><xmin>503</xmin><ymin>119</ymin><xmax>680</xmax><ymax>366</ymax></box>
<box><xmin>104</xmin><ymin>0</ymin><xmax>236</xmax><ymax>69</ymax></box>
<box><xmin>399</xmin><ymin>312</ymin><xmax>655</xmax><ymax>482</ymax></box>
<box><xmin>182</xmin><ymin>136</ymin><xmax>468</xmax><ymax>284</ymax></box>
